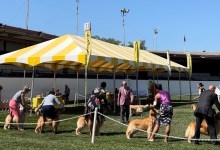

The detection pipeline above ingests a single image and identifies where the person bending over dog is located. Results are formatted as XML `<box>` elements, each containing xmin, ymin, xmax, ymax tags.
<box><xmin>35</xmin><ymin>91</ymin><xmax>64</xmax><ymax>134</ymax></box>
<box><xmin>8</xmin><ymin>85</ymin><xmax>31</xmax><ymax>130</ymax></box>
<box><xmin>148</xmin><ymin>84</ymin><xmax>173</xmax><ymax>143</ymax></box>
<box><xmin>193</xmin><ymin>85</ymin><xmax>220</xmax><ymax>145</ymax></box>
<box><xmin>85</xmin><ymin>82</ymin><xmax>110</xmax><ymax>136</ymax></box>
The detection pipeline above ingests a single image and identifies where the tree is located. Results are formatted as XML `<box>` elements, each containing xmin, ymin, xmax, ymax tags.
<box><xmin>127</xmin><ymin>42</ymin><xmax>133</xmax><ymax>48</ymax></box>
<box><xmin>126</xmin><ymin>40</ymin><xmax>147</xmax><ymax>50</ymax></box>
<box><xmin>92</xmin><ymin>35</ymin><xmax>121</xmax><ymax>45</ymax></box>
<box><xmin>140</xmin><ymin>40</ymin><xmax>147</xmax><ymax>50</ymax></box>
<box><xmin>92</xmin><ymin>35</ymin><xmax>147</xmax><ymax>49</ymax></box>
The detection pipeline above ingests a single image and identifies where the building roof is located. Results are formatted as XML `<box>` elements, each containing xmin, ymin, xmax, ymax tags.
<box><xmin>151</xmin><ymin>50</ymin><xmax>220</xmax><ymax>59</ymax></box>
<box><xmin>0</xmin><ymin>23</ymin><xmax>57</xmax><ymax>45</ymax></box>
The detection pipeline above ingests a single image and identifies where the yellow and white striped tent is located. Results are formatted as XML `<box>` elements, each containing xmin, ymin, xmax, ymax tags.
<box><xmin>0</xmin><ymin>34</ymin><xmax>188</xmax><ymax>73</ymax></box>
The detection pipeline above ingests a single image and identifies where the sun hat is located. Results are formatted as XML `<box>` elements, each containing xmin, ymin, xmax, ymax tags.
<box><xmin>198</xmin><ymin>82</ymin><xmax>204</xmax><ymax>87</ymax></box>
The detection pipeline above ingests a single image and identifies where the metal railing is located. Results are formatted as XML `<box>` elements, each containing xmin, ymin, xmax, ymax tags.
<box><xmin>74</xmin><ymin>93</ymin><xmax>86</xmax><ymax>105</ymax></box>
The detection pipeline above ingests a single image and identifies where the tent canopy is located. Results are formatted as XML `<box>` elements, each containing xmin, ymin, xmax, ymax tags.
<box><xmin>0</xmin><ymin>34</ymin><xmax>188</xmax><ymax>73</ymax></box>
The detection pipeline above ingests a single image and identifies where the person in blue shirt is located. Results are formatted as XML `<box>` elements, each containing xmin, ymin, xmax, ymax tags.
<box><xmin>35</xmin><ymin>91</ymin><xmax>63</xmax><ymax>134</ymax></box>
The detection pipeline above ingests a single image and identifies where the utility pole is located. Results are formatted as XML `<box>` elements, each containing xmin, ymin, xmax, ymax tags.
<box><xmin>121</xmin><ymin>8</ymin><xmax>129</xmax><ymax>46</ymax></box>
<box><xmin>26</xmin><ymin>0</ymin><xmax>29</xmax><ymax>30</ymax></box>
<box><xmin>76</xmin><ymin>0</ymin><xmax>81</xmax><ymax>35</ymax></box>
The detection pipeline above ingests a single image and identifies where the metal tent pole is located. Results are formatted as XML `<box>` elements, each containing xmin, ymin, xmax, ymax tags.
<box><xmin>53</xmin><ymin>71</ymin><xmax>56</xmax><ymax>90</ymax></box>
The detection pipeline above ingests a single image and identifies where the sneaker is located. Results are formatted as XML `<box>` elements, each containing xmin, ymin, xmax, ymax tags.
<box><xmin>148</xmin><ymin>139</ymin><xmax>154</xmax><ymax>142</ymax></box>
<box><xmin>18</xmin><ymin>128</ymin><xmax>24</xmax><ymax>131</ymax></box>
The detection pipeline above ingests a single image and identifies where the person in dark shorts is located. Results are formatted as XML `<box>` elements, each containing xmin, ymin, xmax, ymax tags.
<box><xmin>35</xmin><ymin>91</ymin><xmax>63</xmax><ymax>133</ymax></box>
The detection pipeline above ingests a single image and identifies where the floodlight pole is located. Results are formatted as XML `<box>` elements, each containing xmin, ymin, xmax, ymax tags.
<box><xmin>121</xmin><ymin>8</ymin><xmax>129</xmax><ymax>46</ymax></box>
<box><xmin>153</xmin><ymin>28</ymin><xmax>159</xmax><ymax>51</ymax></box>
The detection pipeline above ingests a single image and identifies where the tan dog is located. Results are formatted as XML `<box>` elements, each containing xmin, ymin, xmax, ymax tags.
<box><xmin>126</xmin><ymin>108</ymin><xmax>158</xmax><ymax>139</ymax></box>
<box><xmin>130</xmin><ymin>104</ymin><xmax>149</xmax><ymax>116</ymax></box>
<box><xmin>35</xmin><ymin>116</ymin><xmax>54</xmax><ymax>133</ymax></box>
<box><xmin>191</xmin><ymin>104</ymin><xmax>196</xmax><ymax>111</ymax></box>
<box><xmin>185</xmin><ymin>104</ymin><xmax>220</xmax><ymax>143</ymax></box>
<box><xmin>75</xmin><ymin>115</ymin><xmax>104</xmax><ymax>136</ymax></box>
<box><xmin>35</xmin><ymin>108</ymin><xmax>61</xmax><ymax>133</ymax></box>
<box><xmin>75</xmin><ymin>115</ymin><xmax>88</xmax><ymax>135</ymax></box>
<box><xmin>4</xmin><ymin>104</ymin><xmax>27</xmax><ymax>130</ymax></box>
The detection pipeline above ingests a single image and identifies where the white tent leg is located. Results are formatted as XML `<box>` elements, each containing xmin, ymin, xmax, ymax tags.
<box><xmin>53</xmin><ymin>71</ymin><xmax>56</xmax><ymax>90</ymax></box>
<box><xmin>135</xmin><ymin>69</ymin><xmax>139</xmax><ymax>104</ymax></box>
<box><xmin>156</xmin><ymin>74</ymin><xmax>158</xmax><ymax>84</ymax></box>
<box><xmin>189</xmin><ymin>77</ymin><xmax>192</xmax><ymax>101</ymax></box>
<box><xmin>76</xmin><ymin>71</ymin><xmax>79</xmax><ymax>105</ymax></box>
<box><xmin>30</xmin><ymin>66</ymin><xmax>35</xmax><ymax>116</ymax></box>
<box><xmin>126</xmin><ymin>74</ymin><xmax>129</xmax><ymax>86</ymax></box>
<box><xmin>113</xmin><ymin>68</ymin><xmax>116</xmax><ymax>113</ymax></box>
<box><xmin>168</xmin><ymin>74</ymin><xmax>170</xmax><ymax>93</ymax></box>
<box><xmin>179</xmin><ymin>72</ymin><xmax>182</xmax><ymax>101</ymax></box>
<box><xmin>23</xmin><ymin>69</ymin><xmax>26</xmax><ymax>86</ymax></box>
<box><xmin>96</xmin><ymin>73</ymin><xmax>99</xmax><ymax>88</ymax></box>
<box><xmin>85</xmin><ymin>67</ymin><xmax>88</xmax><ymax>106</ymax></box>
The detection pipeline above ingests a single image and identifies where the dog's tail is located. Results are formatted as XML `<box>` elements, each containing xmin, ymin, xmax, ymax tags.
<box><xmin>191</xmin><ymin>104</ymin><xmax>197</xmax><ymax>111</ymax></box>
<box><xmin>143</xmin><ymin>104</ymin><xmax>149</xmax><ymax>109</ymax></box>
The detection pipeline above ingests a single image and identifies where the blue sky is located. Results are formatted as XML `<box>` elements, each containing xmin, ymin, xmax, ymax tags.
<box><xmin>1</xmin><ymin>0</ymin><xmax>220</xmax><ymax>52</ymax></box>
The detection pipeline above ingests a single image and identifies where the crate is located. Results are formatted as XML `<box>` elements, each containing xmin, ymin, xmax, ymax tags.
<box><xmin>32</xmin><ymin>97</ymin><xmax>43</xmax><ymax>108</ymax></box>
<box><xmin>54</xmin><ymin>96</ymin><xmax>64</xmax><ymax>109</ymax></box>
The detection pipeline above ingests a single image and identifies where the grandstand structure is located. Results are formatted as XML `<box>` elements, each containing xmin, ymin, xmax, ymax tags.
<box><xmin>153</xmin><ymin>51</ymin><xmax>220</xmax><ymax>81</ymax></box>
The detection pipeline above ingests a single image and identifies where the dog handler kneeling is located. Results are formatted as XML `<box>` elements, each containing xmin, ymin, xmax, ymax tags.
<box><xmin>35</xmin><ymin>91</ymin><xmax>63</xmax><ymax>134</ymax></box>
<box><xmin>148</xmin><ymin>84</ymin><xmax>173</xmax><ymax>143</ymax></box>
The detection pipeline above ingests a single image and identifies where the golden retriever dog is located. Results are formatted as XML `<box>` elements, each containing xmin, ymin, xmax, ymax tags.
<box><xmin>191</xmin><ymin>104</ymin><xmax>196</xmax><ymax>111</ymax></box>
<box><xmin>129</xmin><ymin>104</ymin><xmax>149</xmax><ymax>116</ymax></box>
<box><xmin>4</xmin><ymin>104</ymin><xmax>27</xmax><ymax>130</ymax></box>
<box><xmin>126</xmin><ymin>108</ymin><xmax>158</xmax><ymax>139</ymax></box>
<box><xmin>35</xmin><ymin>116</ymin><xmax>53</xmax><ymax>133</ymax></box>
<box><xmin>75</xmin><ymin>115</ymin><xmax>87</xmax><ymax>135</ymax></box>
<box><xmin>35</xmin><ymin>108</ymin><xmax>61</xmax><ymax>134</ymax></box>
<box><xmin>185</xmin><ymin>104</ymin><xmax>220</xmax><ymax>143</ymax></box>
<box><xmin>75</xmin><ymin>114</ymin><xmax>104</xmax><ymax>136</ymax></box>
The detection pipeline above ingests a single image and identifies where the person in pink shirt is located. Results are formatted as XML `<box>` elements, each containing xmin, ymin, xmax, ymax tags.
<box><xmin>8</xmin><ymin>85</ymin><xmax>31</xmax><ymax>130</ymax></box>
<box><xmin>117</xmin><ymin>81</ymin><xmax>134</xmax><ymax>123</ymax></box>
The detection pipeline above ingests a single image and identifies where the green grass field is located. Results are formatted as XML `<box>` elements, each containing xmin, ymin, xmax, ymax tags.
<box><xmin>0</xmin><ymin>103</ymin><xmax>219</xmax><ymax>150</ymax></box>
